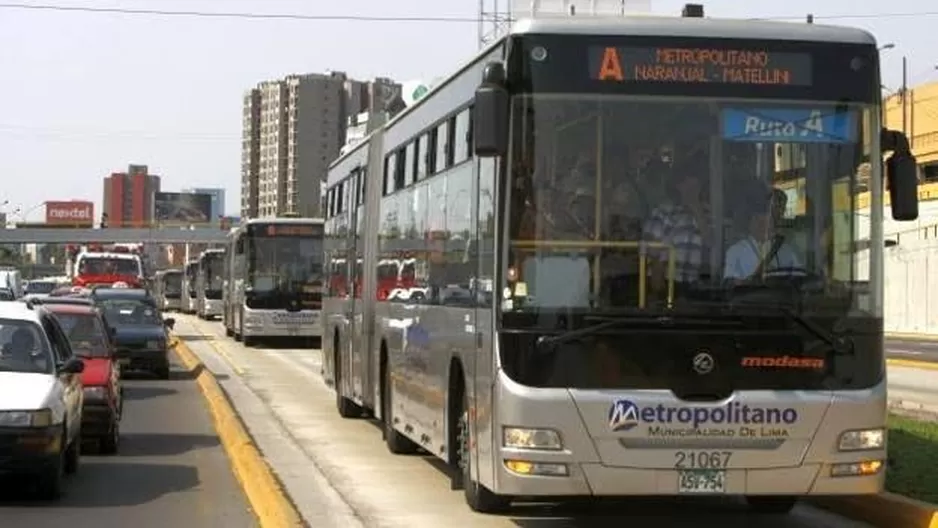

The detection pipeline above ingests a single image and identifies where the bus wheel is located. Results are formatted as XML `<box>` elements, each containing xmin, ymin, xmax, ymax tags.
<box><xmin>745</xmin><ymin>496</ymin><xmax>797</xmax><ymax>514</ymax></box>
<box><xmin>459</xmin><ymin>391</ymin><xmax>510</xmax><ymax>513</ymax></box>
<box><xmin>382</xmin><ymin>358</ymin><xmax>418</xmax><ymax>454</ymax></box>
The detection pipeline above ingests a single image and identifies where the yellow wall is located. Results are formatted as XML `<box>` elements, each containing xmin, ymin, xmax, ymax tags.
<box><xmin>884</xmin><ymin>80</ymin><xmax>938</xmax><ymax>165</ymax></box>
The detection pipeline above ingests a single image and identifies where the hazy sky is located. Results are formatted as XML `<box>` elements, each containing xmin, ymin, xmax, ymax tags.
<box><xmin>1</xmin><ymin>0</ymin><xmax>935</xmax><ymax>221</ymax></box>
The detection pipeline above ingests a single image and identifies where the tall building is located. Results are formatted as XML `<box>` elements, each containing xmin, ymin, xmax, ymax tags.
<box><xmin>240</xmin><ymin>73</ymin><xmax>401</xmax><ymax>219</ymax></box>
<box><xmin>241</xmin><ymin>89</ymin><xmax>261</xmax><ymax>219</ymax></box>
<box><xmin>102</xmin><ymin>164</ymin><xmax>161</xmax><ymax>227</ymax></box>
<box><xmin>182</xmin><ymin>187</ymin><xmax>226</xmax><ymax>220</ymax></box>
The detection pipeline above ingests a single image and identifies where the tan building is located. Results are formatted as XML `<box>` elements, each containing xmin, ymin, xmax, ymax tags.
<box><xmin>883</xmin><ymin>81</ymin><xmax>938</xmax><ymax>179</ymax></box>
<box><xmin>240</xmin><ymin>73</ymin><xmax>401</xmax><ymax>220</ymax></box>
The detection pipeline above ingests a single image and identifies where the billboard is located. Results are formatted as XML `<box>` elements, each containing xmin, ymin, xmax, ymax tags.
<box><xmin>154</xmin><ymin>192</ymin><xmax>213</xmax><ymax>225</ymax></box>
<box><xmin>45</xmin><ymin>201</ymin><xmax>94</xmax><ymax>227</ymax></box>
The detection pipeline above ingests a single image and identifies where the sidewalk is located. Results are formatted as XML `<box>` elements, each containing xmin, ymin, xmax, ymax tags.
<box><xmin>173</xmin><ymin>316</ymin><xmax>503</xmax><ymax>528</ymax></box>
<box><xmin>173</xmin><ymin>315</ymin><xmax>872</xmax><ymax>528</ymax></box>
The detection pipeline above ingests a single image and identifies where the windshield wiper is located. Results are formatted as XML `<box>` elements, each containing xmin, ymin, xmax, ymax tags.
<box><xmin>776</xmin><ymin>307</ymin><xmax>854</xmax><ymax>356</ymax></box>
<box><xmin>535</xmin><ymin>313</ymin><xmax>741</xmax><ymax>352</ymax></box>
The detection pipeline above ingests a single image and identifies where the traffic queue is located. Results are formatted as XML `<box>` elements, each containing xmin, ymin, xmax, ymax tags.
<box><xmin>0</xmin><ymin>281</ymin><xmax>175</xmax><ymax>499</ymax></box>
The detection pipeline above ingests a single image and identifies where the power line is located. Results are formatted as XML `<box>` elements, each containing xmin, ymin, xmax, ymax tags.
<box><xmin>0</xmin><ymin>3</ymin><xmax>478</xmax><ymax>22</ymax></box>
<box><xmin>4</xmin><ymin>4</ymin><xmax>936</xmax><ymax>22</ymax></box>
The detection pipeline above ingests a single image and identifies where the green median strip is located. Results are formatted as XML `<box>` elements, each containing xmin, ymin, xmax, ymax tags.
<box><xmin>888</xmin><ymin>412</ymin><xmax>938</xmax><ymax>504</ymax></box>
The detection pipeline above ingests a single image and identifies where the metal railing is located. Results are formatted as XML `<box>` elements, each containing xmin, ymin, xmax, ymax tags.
<box><xmin>510</xmin><ymin>239</ymin><xmax>677</xmax><ymax>308</ymax></box>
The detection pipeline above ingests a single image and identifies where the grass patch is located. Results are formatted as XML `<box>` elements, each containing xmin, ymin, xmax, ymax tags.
<box><xmin>888</xmin><ymin>412</ymin><xmax>938</xmax><ymax>503</ymax></box>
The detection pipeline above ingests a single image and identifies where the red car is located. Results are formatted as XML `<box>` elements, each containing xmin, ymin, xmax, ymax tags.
<box><xmin>44</xmin><ymin>303</ymin><xmax>123</xmax><ymax>454</ymax></box>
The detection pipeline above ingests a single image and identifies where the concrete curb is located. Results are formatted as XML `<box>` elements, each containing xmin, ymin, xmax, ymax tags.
<box><xmin>811</xmin><ymin>493</ymin><xmax>938</xmax><ymax>528</ymax></box>
<box><xmin>171</xmin><ymin>337</ymin><xmax>305</xmax><ymax>528</ymax></box>
<box><xmin>887</xmin><ymin>332</ymin><xmax>938</xmax><ymax>342</ymax></box>
<box><xmin>887</xmin><ymin>358</ymin><xmax>938</xmax><ymax>371</ymax></box>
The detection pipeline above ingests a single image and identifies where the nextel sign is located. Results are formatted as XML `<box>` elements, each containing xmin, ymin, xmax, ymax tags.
<box><xmin>45</xmin><ymin>201</ymin><xmax>94</xmax><ymax>227</ymax></box>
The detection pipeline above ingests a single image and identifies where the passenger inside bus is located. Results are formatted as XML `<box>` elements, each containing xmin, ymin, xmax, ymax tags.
<box><xmin>724</xmin><ymin>186</ymin><xmax>803</xmax><ymax>281</ymax></box>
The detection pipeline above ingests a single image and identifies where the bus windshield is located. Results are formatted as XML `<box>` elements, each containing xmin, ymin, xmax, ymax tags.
<box><xmin>500</xmin><ymin>93</ymin><xmax>878</xmax><ymax>391</ymax></box>
<box><xmin>78</xmin><ymin>256</ymin><xmax>141</xmax><ymax>276</ymax></box>
<box><xmin>163</xmin><ymin>271</ymin><xmax>182</xmax><ymax>295</ymax></box>
<box><xmin>248</xmin><ymin>235</ymin><xmax>324</xmax><ymax>291</ymax></box>
<box><xmin>201</xmin><ymin>253</ymin><xmax>224</xmax><ymax>292</ymax></box>
<box><xmin>505</xmin><ymin>94</ymin><xmax>872</xmax><ymax>315</ymax></box>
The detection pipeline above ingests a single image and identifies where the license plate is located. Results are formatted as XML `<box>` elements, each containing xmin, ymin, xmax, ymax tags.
<box><xmin>119</xmin><ymin>358</ymin><xmax>131</xmax><ymax>366</ymax></box>
<box><xmin>678</xmin><ymin>469</ymin><xmax>726</xmax><ymax>493</ymax></box>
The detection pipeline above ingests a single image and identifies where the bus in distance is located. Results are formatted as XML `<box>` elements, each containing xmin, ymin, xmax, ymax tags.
<box><xmin>154</xmin><ymin>268</ymin><xmax>183</xmax><ymax>312</ymax></box>
<box><xmin>222</xmin><ymin>217</ymin><xmax>326</xmax><ymax>347</ymax></box>
<box><xmin>321</xmin><ymin>3</ymin><xmax>920</xmax><ymax>515</ymax></box>
<box><xmin>196</xmin><ymin>248</ymin><xmax>225</xmax><ymax>320</ymax></box>
<box><xmin>182</xmin><ymin>259</ymin><xmax>198</xmax><ymax>314</ymax></box>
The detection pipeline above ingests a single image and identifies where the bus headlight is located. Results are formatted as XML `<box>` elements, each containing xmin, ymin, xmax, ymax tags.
<box><xmin>838</xmin><ymin>428</ymin><xmax>885</xmax><ymax>451</ymax></box>
<box><xmin>503</xmin><ymin>427</ymin><xmax>563</xmax><ymax>450</ymax></box>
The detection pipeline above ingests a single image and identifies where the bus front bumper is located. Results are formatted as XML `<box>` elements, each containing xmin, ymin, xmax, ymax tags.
<box><xmin>242</xmin><ymin>309</ymin><xmax>322</xmax><ymax>338</ymax></box>
<box><xmin>490</xmin><ymin>460</ymin><xmax>885</xmax><ymax>497</ymax></box>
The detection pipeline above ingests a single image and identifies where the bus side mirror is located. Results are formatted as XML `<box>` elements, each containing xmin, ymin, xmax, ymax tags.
<box><xmin>883</xmin><ymin>129</ymin><xmax>919</xmax><ymax>221</ymax></box>
<box><xmin>473</xmin><ymin>62</ymin><xmax>509</xmax><ymax>158</ymax></box>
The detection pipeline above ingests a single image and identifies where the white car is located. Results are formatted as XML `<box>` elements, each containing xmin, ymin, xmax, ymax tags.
<box><xmin>0</xmin><ymin>302</ymin><xmax>84</xmax><ymax>499</ymax></box>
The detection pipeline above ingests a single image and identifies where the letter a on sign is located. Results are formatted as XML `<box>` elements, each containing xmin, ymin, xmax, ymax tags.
<box><xmin>598</xmin><ymin>47</ymin><xmax>624</xmax><ymax>81</ymax></box>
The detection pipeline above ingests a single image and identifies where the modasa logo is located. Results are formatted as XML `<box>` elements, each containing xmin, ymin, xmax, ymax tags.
<box><xmin>608</xmin><ymin>399</ymin><xmax>798</xmax><ymax>432</ymax></box>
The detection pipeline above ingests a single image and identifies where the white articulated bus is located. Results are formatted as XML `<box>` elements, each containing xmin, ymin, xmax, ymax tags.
<box><xmin>321</xmin><ymin>3</ymin><xmax>920</xmax><ymax>515</ymax></box>
<box><xmin>222</xmin><ymin>217</ymin><xmax>326</xmax><ymax>347</ymax></box>
<box><xmin>196</xmin><ymin>248</ymin><xmax>225</xmax><ymax>320</ymax></box>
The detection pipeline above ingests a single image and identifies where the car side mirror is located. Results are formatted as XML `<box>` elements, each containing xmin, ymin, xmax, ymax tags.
<box><xmin>60</xmin><ymin>357</ymin><xmax>85</xmax><ymax>375</ymax></box>
<box><xmin>164</xmin><ymin>317</ymin><xmax>176</xmax><ymax>330</ymax></box>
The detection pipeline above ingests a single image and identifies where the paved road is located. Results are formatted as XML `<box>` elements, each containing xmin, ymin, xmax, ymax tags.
<box><xmin>0</xmin><ymin>356</ymin><xmax>257</xmax><ymax>528</ymax></box>
<box><xmin>174</xmin><ymin>314</ymin><xmax>872</xmax><ymax>528</ymax></box>
<box><xmin>886</xmin><ymin>337</ymin><xmax>938</xmax><ymax>363</ymax></box>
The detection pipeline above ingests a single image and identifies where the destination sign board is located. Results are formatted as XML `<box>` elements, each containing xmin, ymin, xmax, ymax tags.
<box><xmin>589</xmin><ymin>46</ymin><xmax>813</xmax><ymax>86</ymax></box>
<box><xmin>250</xmin><ymin>223</ymin><xmax>323</xmax><ymax>237</ymax></box>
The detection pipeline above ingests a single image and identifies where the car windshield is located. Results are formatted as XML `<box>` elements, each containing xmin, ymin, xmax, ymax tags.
<box><xmin>26</xmin><ymin>281</ymin><xmax>57</xmax><ymax>294</ymax></box>
<box><xmin>54</xmin><ymin>313</ymin><xmax>109</xmax><ymax>358</ymax></box>
<box><xmin>503</xmin><ymin>94</ymin><xmax>873</xmax><ymax>318</ymax></box>
<box><xmin>0</xmin><ymin>319</ymin><xmax>53</xmax><ymax>374</ymax></box>
<box><xmin>99</xmin><ymin>299</ymin><xmax>162</xmax><ymax>326</ymax></box>
<box><xmin>79</xmin><ymin>256</ymin><xmax>140</xmax><ymax>276</ymax></box>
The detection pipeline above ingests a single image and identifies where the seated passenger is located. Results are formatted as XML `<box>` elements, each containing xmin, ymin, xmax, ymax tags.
<box><xmin>724</xmin><ymin>188</ymin><xmax>802</xmax><ymax>280</ymax></box>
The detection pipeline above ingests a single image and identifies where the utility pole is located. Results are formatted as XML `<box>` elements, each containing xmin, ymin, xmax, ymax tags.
<box><xmin>902</xmin><ymin>56</ymin><xmax>909</xmax><ymax>136</ymax></box>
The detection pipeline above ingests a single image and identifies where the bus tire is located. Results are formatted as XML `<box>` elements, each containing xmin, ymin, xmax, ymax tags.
<box><xmin>381</xmin><ymin>352</ymin><xmax>418</xmax><ymax>454</ymax></box>
<box><xmin>459</xmin><ymin>389</ymin><xmax>510</xmax><ymax>513</ymax></box>
<box><xmin>745</xmin><ymin>496</ymin><xmax>797</xmax><ymax>514</ymax></box>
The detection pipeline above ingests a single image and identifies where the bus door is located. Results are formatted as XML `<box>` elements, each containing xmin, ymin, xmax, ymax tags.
<box><xmin>343</xmin><ymin>172</ymin><xmax>365</xmax><ymax>403</ymax></box>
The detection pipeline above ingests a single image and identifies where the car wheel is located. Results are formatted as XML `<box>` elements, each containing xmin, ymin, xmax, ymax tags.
<box><xmin>99</xmin><ymin>420</ymin><xmax>119</xmax><ymax>455</ymax></box>
<box><xmin>156</xmin><ymin>363</ymin><xmax>171</xmax><ymax>380</ymax></box>
<box><xmin>63</xmin><ymin>431</ymin><xmax>80</xmax><ymax>475</ymax></box>
<box><xmin>36</xmin><ymin>456</ymin><xmax>64</xmax><ymax>500</ymax></box>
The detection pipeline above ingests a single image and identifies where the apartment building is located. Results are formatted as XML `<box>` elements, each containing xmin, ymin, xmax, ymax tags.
<box><xmin>102</xmin><ymin>164</ymin><xmax>161</xmax><ymax>227</ymax></box>
<box><xmin>240</xmin><ymin>73</ymin><xmax>401</xmax><ymax>219</ymax></box>
<box><xmin>241</xmin><ymin>89</ymin><xmax>261</xmax><ymax>219</ymax></box>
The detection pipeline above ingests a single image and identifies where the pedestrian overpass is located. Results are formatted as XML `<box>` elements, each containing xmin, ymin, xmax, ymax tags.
<box><xmin>0</xmin><ymin>227</ymin><xmax>228</xmax><ymax>244</ymax></box>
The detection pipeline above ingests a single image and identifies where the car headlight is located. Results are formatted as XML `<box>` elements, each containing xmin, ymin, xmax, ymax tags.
<box><xmin>503</xmin><ymin>427</ymin><xmax>563</xmax><ymax>450</ymax></box>
<box><xmin>0</xmin><ymin>409</ymin><xmax>54</xmax><ymax>428</ymax></box>
<box><xmin>83</xmin><ymin>387</ymin><xmax>108</xmax><ymax>401</ymax></box>
<box><xmin>146</xmin><ymin>340</ymin><xmax>164</xmax><ymax>350</ymax></box>
<box><xmin>839</xmin><ymin>428</ymin><xmax>885</xmax><ymax>451</ymax></box>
